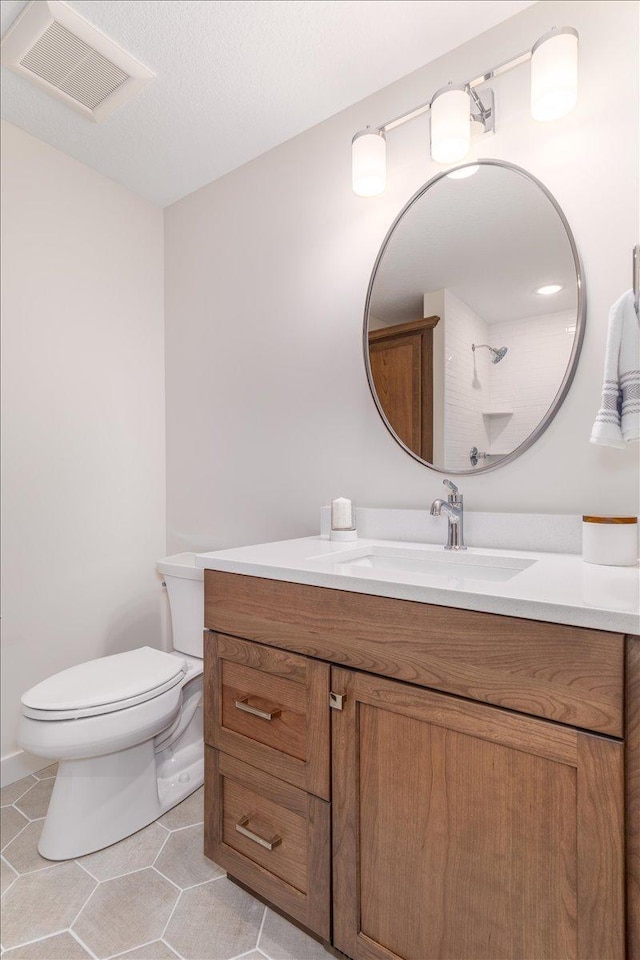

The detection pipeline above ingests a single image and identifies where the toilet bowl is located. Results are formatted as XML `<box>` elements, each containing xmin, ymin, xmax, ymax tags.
<box><xmin>18</xmin><ymin>553</ymin><xmax>205</xmax><ymax>860</ymax></box>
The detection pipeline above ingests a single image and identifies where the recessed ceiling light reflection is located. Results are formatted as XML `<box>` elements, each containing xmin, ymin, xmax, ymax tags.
<box><xmin>535</xmin><ymin>283</ymin><xmax>564</xmax><ymax>295</ymax></box>
<box><xmin>446</xmin><ymin>164</ymin><xmax>480</xmax><ymax>180</ymax></box>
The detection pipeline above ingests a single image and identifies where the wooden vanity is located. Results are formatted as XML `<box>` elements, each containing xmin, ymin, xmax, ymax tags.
<box><xmin>203</xmin><ymin>569</ymin><xmax>639</xmax><ymax>960</ymax></box>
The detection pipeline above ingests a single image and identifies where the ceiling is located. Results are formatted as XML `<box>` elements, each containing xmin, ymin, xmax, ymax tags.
<box><xmin>0</xmin><ymin>0</ymin><xmax>534</xmax><ymax>206</ymax></box>
<box><xmin>370</xmin><ymin>164</ymin><xmax>577</xmax><ymax>325</ymax></box>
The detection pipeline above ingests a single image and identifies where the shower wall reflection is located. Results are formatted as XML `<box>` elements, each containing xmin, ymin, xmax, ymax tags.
<box><xmin>429</xmin><ymin>289</ymin><xmax>575</xmax><ymax>470</ymax></box>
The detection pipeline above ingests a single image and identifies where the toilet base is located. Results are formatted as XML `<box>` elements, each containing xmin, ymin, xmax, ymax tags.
<box><xmin>38</xmin><ymin>738</ymin><xmax>204</xmax><ymax>860</ymax></box>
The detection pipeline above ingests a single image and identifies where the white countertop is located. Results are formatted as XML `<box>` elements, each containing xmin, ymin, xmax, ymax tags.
<box><xmin>196</xmin><ymin>535</ymin><xmax>640</xmax><ymax>634</ymax></box>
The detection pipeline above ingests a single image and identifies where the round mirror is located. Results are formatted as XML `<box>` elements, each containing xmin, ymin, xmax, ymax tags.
<box><xmin>364</xmin><ymin>160</ymin><xmax>585</xmax><ymax>474</ymax></box>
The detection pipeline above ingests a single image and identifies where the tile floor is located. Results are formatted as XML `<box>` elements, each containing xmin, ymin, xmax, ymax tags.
<box><xmin>1</xmin><ymin>769</ymin><xmax>333</xmax><ymax>960</ymax></box>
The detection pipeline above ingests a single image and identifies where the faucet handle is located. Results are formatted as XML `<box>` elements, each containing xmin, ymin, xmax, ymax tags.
<box><xmin>443</xmin><ymin>479</ymin><xmax>459</xmax><ymax>497</ymax></box>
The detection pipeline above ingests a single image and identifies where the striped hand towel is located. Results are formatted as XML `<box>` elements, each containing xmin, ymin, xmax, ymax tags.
<box><xmin>591</xmin><ymin>290</ymin><xmax>640</xmax><ymax>447</ymax></box>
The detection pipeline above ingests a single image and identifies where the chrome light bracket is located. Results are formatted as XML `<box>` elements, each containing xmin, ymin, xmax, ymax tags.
<box><xmin>470</xmin><ymin>87</ymin><xmax>494</xmax><ymax>137</ymax></box>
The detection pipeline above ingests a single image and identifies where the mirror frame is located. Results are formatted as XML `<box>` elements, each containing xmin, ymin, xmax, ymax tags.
<box><xmin>363</xmin><ymin>159</ymin><xmax>586</xmax><ymax>475</ymax></box>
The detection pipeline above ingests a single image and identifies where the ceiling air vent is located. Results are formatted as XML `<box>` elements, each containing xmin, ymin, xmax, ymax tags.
<box><xmin>1</xmin><ymin>0</ymin><xmax>155</xmax><ymax>123</ymax></box>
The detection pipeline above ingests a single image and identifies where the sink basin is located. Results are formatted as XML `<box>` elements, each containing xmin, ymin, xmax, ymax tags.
<box><xmin>310</xmin><ymin>545</ymin><xmax>536</xmax><ymax>585</ymax></box>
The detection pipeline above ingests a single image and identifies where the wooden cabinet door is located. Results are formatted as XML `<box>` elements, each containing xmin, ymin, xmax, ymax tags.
<box><xmin>332</xmin><ymin>668</ymin><xmax>624</xmax><ymax>960</ymax></box>
<box><xmin>369</xmin><ymin>334</ymin><xmax>421</xmax><ymax>454</ymax></box>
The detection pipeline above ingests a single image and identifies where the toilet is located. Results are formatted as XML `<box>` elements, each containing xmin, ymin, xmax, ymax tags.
<box><xmin>18</xmin><ymin>553</ymin><xmax>204</xmax><ymax>860</ymax></box>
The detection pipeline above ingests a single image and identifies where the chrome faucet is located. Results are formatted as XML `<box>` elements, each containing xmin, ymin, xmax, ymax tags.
<box><xmin>430</xmin><ymin>479</ymin><xmax>466</xmax><ymax>551</ymax></box>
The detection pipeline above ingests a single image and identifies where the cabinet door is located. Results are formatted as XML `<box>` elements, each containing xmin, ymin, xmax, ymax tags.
<box><xmin>332</xmin><ymin>668</ymin><xmax>624</xmax><ymax>960</ymax></box>
<box><xmin>369</xmin><ymin>334</ymin><xmax>422</xmax><ymax>453</ymax></box>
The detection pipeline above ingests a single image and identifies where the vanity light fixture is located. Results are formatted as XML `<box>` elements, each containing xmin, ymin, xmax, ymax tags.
<box><xmin>352</xmin><ymin>128</ymin><xmax>386</xmax><ymax>197</ymax></box>
<box><xmin>531</xmin><ymin>27</ymin><xmax>579</xmax><ymax>122</ymax></box>
<box><xmin>351</xmin><ymin>26</ymin><xmax>578</xmax><ymax>196</ymax></box>
<box><xmin>536</xmin><ymin>283</ymin><xmax>564</xmax><ymax>295</ymax></box>
<box><xmin>430</xmin><ymin>84</ymin><xmax>471</xmax><ymax>164</ymax></box>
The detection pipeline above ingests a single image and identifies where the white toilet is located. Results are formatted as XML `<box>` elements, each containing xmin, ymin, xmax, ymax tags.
<box><xmin>18</xmin><ymin>553</ymin><xmax>204</xmax><ymax>860</ymax></box>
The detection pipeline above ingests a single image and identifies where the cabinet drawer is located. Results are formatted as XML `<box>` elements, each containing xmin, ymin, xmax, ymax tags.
<box><xmin>204</xmin><ymin>633</ymin><xmax>330</xmax><ymax>799</ymax></box>
<box><xmin>205</xmin><ymin>748</ymin><xmax>330</xmax><ymax>940</ymax></box>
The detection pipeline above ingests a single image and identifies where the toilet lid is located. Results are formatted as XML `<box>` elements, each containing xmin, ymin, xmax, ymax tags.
<box><xmin>22</xmin><ymin>647</ymin><xmax>186</xmax><ymax>719</ymax></box>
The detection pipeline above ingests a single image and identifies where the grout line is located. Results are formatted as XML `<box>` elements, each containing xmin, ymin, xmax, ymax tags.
<box><xmin>0</xmin><ymin>778</ymin><xmax>37</xmax><ymax>805</ymax></box>
<box><xmin>160</xmin><ymin>937</ymin><xmax>184</xmax><ymax>960</ymax></box>
<box><xmin>160</xmin><ymin>887</ymin><xmax>183</xmax><ymax>940</ymax></box>
<box><xmin>151</xmin><ymin>865</ymin><xmax>183</xmax><ymax>892</ymax></box>
<box><xmin>0</xmin><ymin>855</ymin><xmax>18</xmax><ymax>897</ymax></box>
<box><xmin>1</xmin><ymin>927</ymin><xmax>71</xmax><ymax>952</ymax></box>
<box><xmin>2</xmin><ymin>857</ymin><xmax>69</xmax><ymax>881</ymax></box>
<box><xmin>67</xmin><ymin>927</ymin><xmax>99</xmax><ymax>959</ymax></box>
<box><xmin>158</xmin><ymin>872</ymin><xmax>226</xmax><ymax>893</ymax></box>
<box><xmin>0</xmin><ymin>812</ymin><xmax>32</xmax><ymax>853</ymax></box>
<box><xmin>73</xmin><ymin>859</ymin><xmax>101</xmax><ymax>882</ymax></box>
<box><xmin>102</xmin><ymin>936</ymin><xmax>163</xmax><ymax>960</ymax></box>
<box><xmin>161</xmin><ymin>819</ymin><xmax>204</xmax><ymax>835</ymax></box>
<box><xmin>230</xmin><ymin>950</ymin><xmax>267</xmax><ymax>960</ymax></box>
<box><xmin>255</xmin><ymin>904</ymin><xmax>268</xmax><ymax>951</ymax></box>
<box><xmin>66</xmin><ymin>868</ymin><xmax>103</xmax><ymax>932</ymax></box>
<box><xmin>150</xmin><ymin>828</ymin><xmax>172</xmax><ymax>867</ymax></box>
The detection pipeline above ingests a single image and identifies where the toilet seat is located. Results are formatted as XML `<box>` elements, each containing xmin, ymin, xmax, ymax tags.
<box><xmin>21</xmin><ymin>646</ymin><xmax>186</xmax><ymax>721</ymax></box>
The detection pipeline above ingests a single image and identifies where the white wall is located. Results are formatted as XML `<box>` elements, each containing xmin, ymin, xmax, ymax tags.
<box><xmin>1</xmin><ymin>122</ymin><xmax>166</xmax><ymax>765</ymax></box>
<box><xmin>489</xmin><ymin>309</ymin><xmax>575</xmax><ymax>452</ymax></box>
<box><xmin>442</xmin><ymin>290</ymin><xmax>491</xmax><ymax>471</ymax></box>
<box><xmin>165</xmin><ymin>0</ymin><xmax>639</xmax><ymax>556</ymax></box>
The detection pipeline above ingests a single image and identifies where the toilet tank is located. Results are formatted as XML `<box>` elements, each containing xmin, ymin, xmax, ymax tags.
<box><xmin>156</xmin><ymin>553</ymin><xmax>204</xmax><ymax>658</ymax></box>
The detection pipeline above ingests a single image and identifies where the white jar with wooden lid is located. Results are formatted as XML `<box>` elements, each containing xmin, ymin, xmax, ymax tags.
<box><xmin>582</xmin><ymin>516</ymin><xmax>638</xmax><ymax>566</ymax></box>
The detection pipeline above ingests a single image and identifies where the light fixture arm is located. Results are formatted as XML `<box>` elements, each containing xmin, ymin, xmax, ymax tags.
<box><xmin>373</xmin><ymin>45</ymin><xmax>532</xmax><ymax>137</ymax></box>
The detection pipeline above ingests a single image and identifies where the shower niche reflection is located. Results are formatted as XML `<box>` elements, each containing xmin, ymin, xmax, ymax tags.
<box><xmin>365</xmin><ymin>161</ymin><xmax>584</xmax><ymax>475</ymax></box>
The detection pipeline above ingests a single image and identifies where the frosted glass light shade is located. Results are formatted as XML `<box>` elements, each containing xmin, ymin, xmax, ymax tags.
<box><xmin>352</xmin><ymin>129</ymin><xmax>386</xmax><ymax>197</ymax></box>
<box><xmin>531</xmin><ymin>27</ymin><xmax>578</xmax><ymax>121</ymax></box>
<box><xmin>430</xmin><ymin>85</ymin><xmax>471</xmax><ymax>164</ymax></box>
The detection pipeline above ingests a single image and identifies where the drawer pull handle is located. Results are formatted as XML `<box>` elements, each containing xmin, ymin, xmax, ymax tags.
<box><xmin>236</xmin><ymin>816</ymin><xmax>282</xmax><ymax>850</ymax></box>
<box><xmin>234</xmin><ymin>696</ymin><xmax>281</xmax><ymax>721</ymax></box>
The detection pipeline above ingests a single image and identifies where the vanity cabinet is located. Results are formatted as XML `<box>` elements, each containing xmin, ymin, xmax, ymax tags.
<box><xmin>203</xmin><ymin>570</ymin><xmax>636</xmax><ymax>960</ymax></box>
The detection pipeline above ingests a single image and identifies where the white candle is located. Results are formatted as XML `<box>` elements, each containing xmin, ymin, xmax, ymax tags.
<box><xmin>331</xmin><ymin>497</ymin><xmax>354</xmax><ymax>530</ymax></box>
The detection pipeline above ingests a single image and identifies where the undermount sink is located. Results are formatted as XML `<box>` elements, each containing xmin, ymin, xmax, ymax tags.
<box><xmin>311</xmin><ymin>545</ymin><xmax>536</xmax><ymax>584</ymax></box>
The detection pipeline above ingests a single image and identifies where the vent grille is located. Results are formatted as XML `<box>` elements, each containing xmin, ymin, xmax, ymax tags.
<box><xmin>20</xmin><ymin>21</ymin><xmax>129</xmax><ymax>110</ymax></box>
